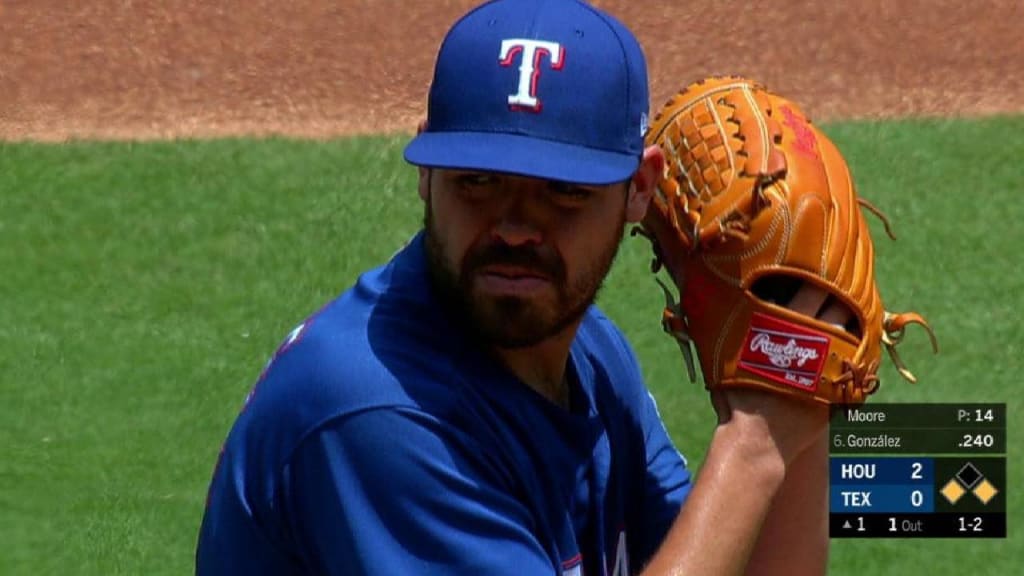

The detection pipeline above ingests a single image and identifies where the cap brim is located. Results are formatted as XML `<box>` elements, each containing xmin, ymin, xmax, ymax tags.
<box><xmin>404</xmin><ymin>131</ymin><xmax>639</xmax><ymax>186</ymax></box>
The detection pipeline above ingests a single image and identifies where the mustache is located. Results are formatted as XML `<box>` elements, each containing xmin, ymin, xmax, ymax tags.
<box><xmin>462</xmin><ymin>242</ymin><xmax>565</xmax><ymax>282</ymax></box>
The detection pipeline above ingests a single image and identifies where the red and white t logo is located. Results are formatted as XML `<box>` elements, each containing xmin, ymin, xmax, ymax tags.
<box><xmin>498</xmin><ymin>38</ymin><xmax>565</xmax><ymax>112</ymax></box>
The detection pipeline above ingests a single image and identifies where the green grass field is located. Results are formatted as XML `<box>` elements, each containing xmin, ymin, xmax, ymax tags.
<box><xmin>2</xmin><ymin>117</ymin><xmax>1021</xmax><ymax>574</ymax></box>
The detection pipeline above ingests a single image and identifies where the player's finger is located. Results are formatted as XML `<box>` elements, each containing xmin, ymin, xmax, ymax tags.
<box><xmin>786</xmin><ymin>283</ymin><xmax>828</xmax><ymax>317</ymax></box>
<box><xmin>818</xmin><ymin>300</ymin><xmax>853</xmax><ymax>331</ymax></box>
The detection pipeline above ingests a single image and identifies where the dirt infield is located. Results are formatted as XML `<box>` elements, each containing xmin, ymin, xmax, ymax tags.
<box><xmin>1</xmin><ymin>0</ymin><xmax>1021</xmax><ymax>141</ymax></box>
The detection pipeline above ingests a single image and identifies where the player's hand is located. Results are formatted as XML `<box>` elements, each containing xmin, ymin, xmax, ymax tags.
<box><xmin>714</xmin><ymin>283</ymin><xmax>845</xmax><ymax>466</ymax></box>
<box><xmin>715</xmin><ymin>388</ymin><xmax>829</xmax><ymax>468</ymax></box>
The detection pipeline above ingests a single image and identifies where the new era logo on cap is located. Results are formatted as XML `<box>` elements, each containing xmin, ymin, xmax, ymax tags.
<box><xmin>404</xmin><ymin>0</ymin><xmax>650</xmax><ymax>185</ymax></box>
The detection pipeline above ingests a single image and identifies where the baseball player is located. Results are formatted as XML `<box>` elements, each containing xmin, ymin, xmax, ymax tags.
<box><xmin>195</xmin><ymin>0</ymin><xmax>937</xmax><ymax>573</ymax></box>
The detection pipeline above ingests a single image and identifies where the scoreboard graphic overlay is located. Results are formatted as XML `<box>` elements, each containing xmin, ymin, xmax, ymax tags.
<box><xmin>829</xmin><ymin>404</ymin><xmax>1006</xmax><ymax>538</ymax></box>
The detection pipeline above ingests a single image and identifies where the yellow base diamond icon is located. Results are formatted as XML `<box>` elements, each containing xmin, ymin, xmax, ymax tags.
<box><xmin>973</xmin><ymin>479</ymin><xmax>999</xmax><ymax>505</ymax></box>
<box><xmin>940</xmin><ymin>479</ymin><xmax>966</xmax><ymax>504</ymax></box>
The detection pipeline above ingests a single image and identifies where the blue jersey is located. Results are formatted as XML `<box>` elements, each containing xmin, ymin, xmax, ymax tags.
<box><xmin>196</xmin><ymin>232</ymin><xmax>692</xmax><ymax>575</ymax></box>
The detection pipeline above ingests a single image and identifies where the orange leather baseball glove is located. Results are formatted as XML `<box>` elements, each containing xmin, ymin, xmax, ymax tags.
<box><xmin>636</xmin><ymin>76</ymin><xmax>937</xmax><ymax>405</ymax></box>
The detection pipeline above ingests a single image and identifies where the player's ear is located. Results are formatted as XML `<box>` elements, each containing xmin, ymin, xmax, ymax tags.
<box><xmin>625</xmin><ymin>145</ymin><xmax>665</xmax><ymax>223</ymax></box>
<box><xmin>418</xmin><ymin>167</ymin><xmax>431</xmax><ymax>202</ymax></box>
<box><xmin>415</xmin><ymin>119</ymin><xmax>431</xmax><ymax>201</ymax></box>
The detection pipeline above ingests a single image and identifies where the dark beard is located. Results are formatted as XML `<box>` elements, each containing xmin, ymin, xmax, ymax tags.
<box><xmin>423</xmin><ymin>207</ymin><xmax>625</xmax><ymax>349</ymax></box>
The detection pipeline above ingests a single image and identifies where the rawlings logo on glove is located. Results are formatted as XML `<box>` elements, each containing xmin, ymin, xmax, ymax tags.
<box><xmin>636</xmin><ymin>76</ymin><xmax>938</xmax><ymax>405</ymax></box>
<box><xmin>740</xmin><ymin>313</ymin><xmax>829</xmax><ymax>390</ymax></box>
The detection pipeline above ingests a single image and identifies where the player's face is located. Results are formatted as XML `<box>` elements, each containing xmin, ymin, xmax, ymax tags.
<box><xmin>422</xmin><ymin>169</ymin><xmax>631</xmax><ymax>349</ymax></box>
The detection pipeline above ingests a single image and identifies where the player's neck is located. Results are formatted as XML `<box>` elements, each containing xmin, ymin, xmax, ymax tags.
<box><xmin>492</xmin><ymin>324</ymin><xmax>578</xmax><ymax>410</ymax></box>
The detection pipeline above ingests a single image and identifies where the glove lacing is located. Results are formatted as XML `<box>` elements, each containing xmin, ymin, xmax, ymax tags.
<box><xmin>858</xmin><ymin>199</ymin><xmax>939</xmax><ymax>383</ymax></box>
<box><xmin>655</xmin><ymin>277</ymin><xmax>698</xmax><ymax>383</ymax></box>
<box><xmin>833</xmin><ymin>358</ymin><xmax>881</xmax><ymax>403</ymax></box>
<box><xmin>882</xmin><ymin>311</ymin><xmax>939</xmax><ymax>383</ymax></box>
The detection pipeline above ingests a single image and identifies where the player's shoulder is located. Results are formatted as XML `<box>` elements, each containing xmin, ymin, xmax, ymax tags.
<box><xmin>231</xmin><ymin>234</ymin><xmax>464</xmax><ymax>456</ymax></box>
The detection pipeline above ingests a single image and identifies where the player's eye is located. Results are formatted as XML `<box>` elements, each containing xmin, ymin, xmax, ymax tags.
<box><xmin>457</xmin><ymin>173</ymin><xmax>497</xmax><ymax>187</ymax></box>
<box><xmin>453</xmin><ymin>172</ymin><xmax>499</xmax><ymax>200</ymax></box>
<box><xmin>548</xmin><ymin>181</ymin><xmax>594</xmax><ymax>205</ymax></box>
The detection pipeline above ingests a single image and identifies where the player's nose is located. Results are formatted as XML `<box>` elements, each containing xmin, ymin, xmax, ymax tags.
<box><xmin>490</xmin><ymin>181</ymin><xmax>549</xmax><ymax>246</ymax></box>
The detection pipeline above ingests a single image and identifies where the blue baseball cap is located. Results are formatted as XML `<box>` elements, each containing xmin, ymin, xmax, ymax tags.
<box><xmin>404</xmin><ymin>0</ymin><xmax>649</xmax><ymax>186</ymax></box>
